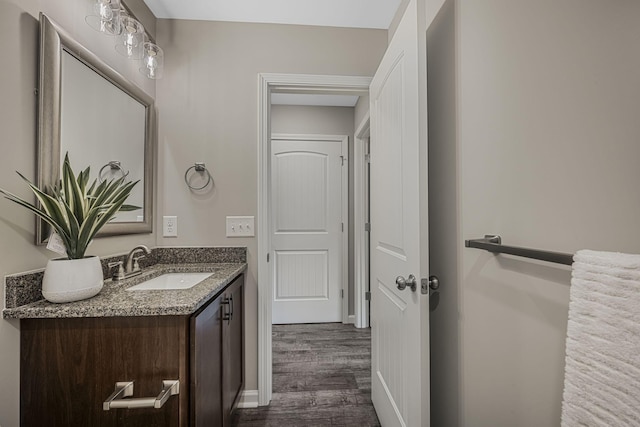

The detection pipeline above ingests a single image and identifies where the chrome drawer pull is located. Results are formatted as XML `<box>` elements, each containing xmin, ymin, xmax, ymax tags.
<box><xmin>103</xmin><ymin>380</ymin><xmax>179</xmax><ymax>410</ymax></box>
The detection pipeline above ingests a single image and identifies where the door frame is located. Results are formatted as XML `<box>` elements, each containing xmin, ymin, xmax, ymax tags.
<box><xmin>257</xmin><ymin>73</ymin><xmax>371</xmax><ymax>405</ymax></box>
<box><xmin>270</xmin><ymin>133</ymin><xmax>349</xmax><ymax>324</ymax></box>
<box><xmin>354</xmin><ymin>113</ymin><xmax>370</xmax><ymax>329</ymax></box>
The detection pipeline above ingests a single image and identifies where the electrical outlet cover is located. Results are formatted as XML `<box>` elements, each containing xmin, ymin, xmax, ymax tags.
<box><xmin>163</xmin><ymin>216</ymin><xmax>178</xmax><ymax>237</ymax></box>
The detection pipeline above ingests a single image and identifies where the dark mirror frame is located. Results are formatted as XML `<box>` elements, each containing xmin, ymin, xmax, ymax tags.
<box><xmin>37</xmin><ymin>13</ymin><xmax>155</xmax><ymax>245</ymax></box>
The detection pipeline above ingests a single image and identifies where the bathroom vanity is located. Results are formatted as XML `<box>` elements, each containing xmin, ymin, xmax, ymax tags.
<box><xmin>5</xmin><ymin>260</ymin><xmax>246</xmax><ymax>427</ymax></box>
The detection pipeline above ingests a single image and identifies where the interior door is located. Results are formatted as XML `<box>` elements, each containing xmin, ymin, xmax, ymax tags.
<box><xmin>369</xmin><ymin>0</ymin><xmax>429</xmax><ymax>425</ymax></box>
<box><xmin>271</xmin><ymin>135</ymin><xmax>345</xmax><ymax>324</ymax></box>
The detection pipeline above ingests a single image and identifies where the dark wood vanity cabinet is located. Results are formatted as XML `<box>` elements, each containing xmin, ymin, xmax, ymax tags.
<box><xmin>20</xmin><ymin>273</ymin><xmax>244</xmax><ymax>427</ymax></box>
<box><xmin>190</xmin><ymin>275</ymin><xmax>245</xmax><ymax>427</ymax></box>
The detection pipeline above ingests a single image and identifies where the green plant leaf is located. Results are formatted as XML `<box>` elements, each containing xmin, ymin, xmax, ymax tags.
<box><xmin>0</xmin><ymin>153</ymin><xmax>139</xmax><ymax>259</ymax></box>
<box><xmin>119</xmin><ymin>204</ymin><xmax>141</xmax><ymax>212</ymax></box>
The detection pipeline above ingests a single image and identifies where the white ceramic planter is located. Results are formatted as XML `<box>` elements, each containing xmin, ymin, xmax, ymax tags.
<box><xmin>42</xmin><ymin>256</ymin><xmax>104</xmax><ymax>303</ymax></box>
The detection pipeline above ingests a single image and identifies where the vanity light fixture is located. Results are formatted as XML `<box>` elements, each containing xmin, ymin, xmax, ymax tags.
<box><xmin>115</xmin><ymin>16</ymin><xmax>145</xmax><ymax>60</ymax></box>
<box><xmin>84</xmin><ymin>3</ymin><xmax>163</xmax><ymax>79</ymax></box>
<box><xmin>85</xmin><ymin>0</ymin><xmax>121</xmax><ymax>35</ymax></box>
<box><xmin>140</xmin><ymin>42</ymin><xmax>164</xmax><ymax>79</ymax></box>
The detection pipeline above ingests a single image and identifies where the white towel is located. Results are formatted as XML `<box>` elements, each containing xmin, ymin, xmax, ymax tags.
<box><xmin>561</xmin><ymin>250</ymin><xmax>640</xmax><ymax>427</ymax></box>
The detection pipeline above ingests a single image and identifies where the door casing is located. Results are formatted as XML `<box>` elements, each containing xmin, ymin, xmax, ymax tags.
<box><xmin>257</xmin><ymin>73</ymin><xmax>371</xmax><ymax>405</ymax></box>
<box><xmin>354</xmin><ymin>114</ymin><xmax>371</xmax><ymax>328</ymax></box>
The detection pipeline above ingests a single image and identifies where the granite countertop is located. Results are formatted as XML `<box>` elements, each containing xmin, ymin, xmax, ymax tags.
<box><xmin>3</xmin><ymin>263</ymin><xmax>246</xmax><ymax>319</ymax></box>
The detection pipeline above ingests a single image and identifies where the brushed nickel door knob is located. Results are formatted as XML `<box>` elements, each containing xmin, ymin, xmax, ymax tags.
<box><xmin>395</xmin><ymin>274</ymin><xmax>417</xmax><ymax>292</ymax></box>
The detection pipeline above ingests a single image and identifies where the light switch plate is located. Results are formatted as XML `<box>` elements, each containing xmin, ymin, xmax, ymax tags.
<box><xmin>226</xmin><ymin>216</ymin><xmax>255</xmax><ymax>237</ymax></box>
<box><xmin>163</xmin><ymin>216</ymin><xmax>178</xmax><ymax>237</ymax></box>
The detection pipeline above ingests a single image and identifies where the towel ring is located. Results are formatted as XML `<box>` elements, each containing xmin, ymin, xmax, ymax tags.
<box><xmin>99</xmin><ymin>161</ymin><xmax>129</xmax><ymax>182</ymax></box>
<box><xmin>184</xmin><ymin>162</ymin><xmax>212</xmax><ymax>190</ymax></box>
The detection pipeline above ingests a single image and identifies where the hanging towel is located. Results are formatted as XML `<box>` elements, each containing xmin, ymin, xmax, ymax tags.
<box><xmin>561</xmin><ymin>250</ymin><xmax>640</xmax><ymax>427</ymax></box>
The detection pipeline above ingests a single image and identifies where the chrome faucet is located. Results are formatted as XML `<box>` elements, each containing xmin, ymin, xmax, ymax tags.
<box><xmin>108</xmin><ymin>245</ymin><xmax>152</xmax><ymax>281</ymax></box>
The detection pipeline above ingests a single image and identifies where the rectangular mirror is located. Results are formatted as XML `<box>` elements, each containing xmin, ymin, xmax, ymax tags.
<box><xmin>37</xmin><ymin>13</ymin><xmax>154</xmax><ymax>244</ymax></box>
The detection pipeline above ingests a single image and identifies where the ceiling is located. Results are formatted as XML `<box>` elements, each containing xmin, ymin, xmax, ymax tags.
<box><xmin>143</xmin><ymin>0</ymin><xmax>401</xmax><ymax>29</ymax></box>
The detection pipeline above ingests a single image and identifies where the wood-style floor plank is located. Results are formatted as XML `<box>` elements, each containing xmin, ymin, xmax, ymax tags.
<box><xmin>236</xmin><ymin>323</ymin><xmax>380</xmax><ymax>426</ymax></box>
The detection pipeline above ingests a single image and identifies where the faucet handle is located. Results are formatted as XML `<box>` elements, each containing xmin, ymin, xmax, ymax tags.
<box><xmin>108</xmin><ymin>261</ymin><xmax>125</xmax><ymax>280</ymax></box>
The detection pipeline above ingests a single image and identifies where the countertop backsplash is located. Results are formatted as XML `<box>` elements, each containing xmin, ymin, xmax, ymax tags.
<box><xmin>4</xmin><ymin>246</ymin><xmax>247</xmax><ymax>310</ymax></box>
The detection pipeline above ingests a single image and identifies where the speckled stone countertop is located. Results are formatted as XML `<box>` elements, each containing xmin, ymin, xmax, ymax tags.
<box><xmin>3</xmin><ymin>263</ymin><xmax>246</xmax><ymax>319</ymax></box>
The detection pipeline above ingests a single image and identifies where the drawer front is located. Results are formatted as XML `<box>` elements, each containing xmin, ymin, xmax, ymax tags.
<box><xmin>21</xmin><ymin>316</ymin><xmax>189</xmax><ymax>427</ymax></box>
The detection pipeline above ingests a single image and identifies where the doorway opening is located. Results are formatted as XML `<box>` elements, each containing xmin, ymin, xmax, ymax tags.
<box><xmin>257</xmin><ymin>73</ymin><xmax>372</xmax><ymax>405</ymax></box>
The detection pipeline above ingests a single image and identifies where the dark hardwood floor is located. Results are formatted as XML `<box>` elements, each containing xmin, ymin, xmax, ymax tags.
<box><xmin>235</xmin><ymin>323</ymin><xmax>380</xmax><ymax>427</ymax></box>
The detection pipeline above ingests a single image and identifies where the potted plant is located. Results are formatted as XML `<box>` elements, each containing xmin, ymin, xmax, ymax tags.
<box><xmin>0</xmin><ymin>153</ymin><xmax>138</xmax><ymax>303</ymax></box>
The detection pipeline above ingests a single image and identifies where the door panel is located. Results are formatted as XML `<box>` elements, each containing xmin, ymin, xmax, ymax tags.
<box><xmin>369</xmin><ymin>0</ymin><xmax>428</xmax><ymax>425</ymax></box>
<box><xmin>275</xmin><ymin>250</ymin><xmax>328</xmax><ymax>299</ymax></box>
<box><xmin>271</xmin><ymin>136</ymin><xmax>345</xmax><ymax>324</ymax></box>
<box><xmin>222</xmin><ymin>275</ymin><xmax>244</xmax><ymax>426</ymax></box>
<box><xmin>273</xmin><ymin>152</ymin><xmax>328</xmax><ymax>232</ymax></box>
<box><xmin>191</xmin><ymin>297</ymin><xmax>223</xmax><ymax>427</ymax></box>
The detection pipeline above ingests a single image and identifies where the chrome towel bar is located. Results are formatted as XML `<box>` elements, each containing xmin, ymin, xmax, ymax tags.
<box><xmin>465</xmin><ymin>235</ymin><xmax>574</xmax><ymax>266</ymax></box>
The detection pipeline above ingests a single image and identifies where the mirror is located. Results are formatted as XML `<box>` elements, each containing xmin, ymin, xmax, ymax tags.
<box><xmin>37</xmin><ymin>13</ymin><xmax>154</xmax><ymax>244</ymax></box>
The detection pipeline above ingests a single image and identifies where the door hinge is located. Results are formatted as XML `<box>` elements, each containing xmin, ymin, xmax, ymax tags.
<box><xmin>364</xmin><ymin>223</ymin><xmax>371</xmax><ymax>232</ymax></box>
<box><xmin>365</xmin><ymin>291</ymin><xmax>371</xmax><ymax>301</ymax></box>
<box><xmin>340</xmin><ymin>289</ymin><xmax>344</xmax><ymax>298</ymax></box>
<box><xmin>365</xmin><ymin>153</ymin><xmax>371</xmax><ymax>163</ymax></box>
<box><xmin>267</xmin><ymin>253</ymin><xmax>270</xmax><ymax>262</ymax></box>
<box><xmin>341</xmin><ymin>222</ymin><xmax>344</xmax><ymax>232</ymax></box>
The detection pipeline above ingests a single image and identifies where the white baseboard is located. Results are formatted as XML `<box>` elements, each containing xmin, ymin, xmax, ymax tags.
<box><xmin>346</xmin><ymin>314</ymin><xmax>355</xmax><ymax>324</ymax></box>
<box><xmin>237</xmin><ymin>390</ymin><xmax>259</xmax><ymax>408</ymax></box>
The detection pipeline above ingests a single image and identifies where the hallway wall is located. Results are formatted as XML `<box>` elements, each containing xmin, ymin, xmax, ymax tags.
<box><xmin>428</xmin><ymin>0</ymin><xmax>640</xmax><ymax>426</ymax></box>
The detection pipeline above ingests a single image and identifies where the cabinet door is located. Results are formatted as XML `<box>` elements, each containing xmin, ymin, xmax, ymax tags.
<box><xmin>222</xmin><ymin>275</ymin><xmax>245</xmax><ymax>426</ymax></box>
<box><xmin>190</xmin><ymin>296</ymin><xmax>224</xmax><ymax>427</ymax></box>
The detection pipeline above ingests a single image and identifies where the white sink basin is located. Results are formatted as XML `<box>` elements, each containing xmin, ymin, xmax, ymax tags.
<box><xmin>126</xmin><ymin>272</ymin><xmax>213</xmax><ymax>291</ymax></box>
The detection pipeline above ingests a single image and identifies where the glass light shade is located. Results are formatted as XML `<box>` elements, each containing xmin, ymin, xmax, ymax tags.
<box><xmin>115</xmin><ymin>16</ymin><xmax>145</xmax><ymax>59</ymax></box>
<box><xmin>85</xmin><ymin>0</ymin><xmax>121</xmax><ymax>35</ymax></box>
<box><xmin>140</xmin><ymin>42</ymin><xmax>164</xmax><ymax>79</ymax></box>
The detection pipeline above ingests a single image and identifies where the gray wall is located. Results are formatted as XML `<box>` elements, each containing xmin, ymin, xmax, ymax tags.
<box><xmin>428</xmin><ymin>0</ymin><xmax>640</xmax><ymax>426</ymax></box>
<box><xmin>271</xmin><ymin>105</ymin><xmax>356</xmax><ymax>315</ymax></box>
<box><xmin>0</xmin><ymin>1</ymin><xmax>157</xmax><ymax>425</ymax></box>
<box><xmin>427</xmin><ymin>1</ymin><xmax>458</xmax><ymax>425</ymax></box>
<box><xmin>155</xmin><ymin>19</ymin><xmax>387</xmax><ymax>392</ymax></box>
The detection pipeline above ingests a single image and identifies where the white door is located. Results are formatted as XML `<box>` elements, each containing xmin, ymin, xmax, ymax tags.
<box><xmin>270</xmin><ymin>134</ymin><xmax>347</xmax><ymax>324</ymax></box>
<box><xmin>369</xmin><ymin>0</ymin><xmax>429</xmax><ymax>425</ymax></box>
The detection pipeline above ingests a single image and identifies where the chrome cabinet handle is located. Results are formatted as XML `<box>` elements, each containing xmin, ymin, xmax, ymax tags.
<box><xmin>103</xmin><ymin>380</ymin><xmax>179</xmax><ymax>410</ymax></box>
<box><xmin>395</xmin><ymin>274</ymin><xmax>417</xmax><ymax>292</ymax></box>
